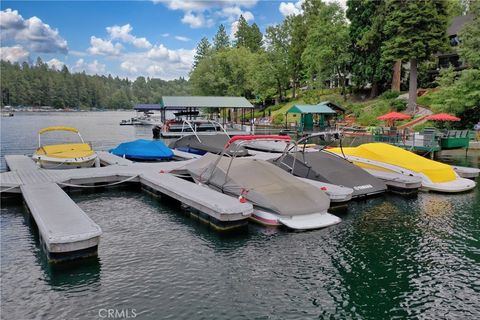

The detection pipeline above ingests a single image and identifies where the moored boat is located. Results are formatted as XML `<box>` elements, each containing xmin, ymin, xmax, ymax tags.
<box><xmin>328</xmin><ymin>143</ymin><xmax>476</xmax><ymax>193</ymax></box>
<box><xmin>32</xmin><ymin>127</ymin><xmax>97</xmax><ymax>169</ymax></box>
<box><xmin>110</xmin><ymin>139</ymin><xmax>173</xmax><ymax>161</ymax></box>
<box><xmin>185</xmin><ymin>136</ymin><xmax>341</xmax><ymax>230</ymax></box>
<box><xmin>270</xmin><ymin>133</ymin><xmax>388</xmax><ymax>198</ymax></box>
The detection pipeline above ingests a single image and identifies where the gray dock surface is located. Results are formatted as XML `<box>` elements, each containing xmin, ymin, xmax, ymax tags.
<box><xmin>21</xmin><ymin>182</ymin><xmax>102</xmax><ymax>254</ymax></box>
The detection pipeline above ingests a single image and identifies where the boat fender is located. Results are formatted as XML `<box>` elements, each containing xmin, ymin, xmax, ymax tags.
<box><xmin>239</xmin><ymin>188</ymin><xmax>250</xmax><ymax>203</ymax></box>
<box><xmin>320</xmin><ymin>186</ymin><xmax>328</xmax><ymax>191</ymax></box>
<box><xmin>159</xmin><ymin>170</ymin><xmax>169</xmax><ymax>173</ymax></box>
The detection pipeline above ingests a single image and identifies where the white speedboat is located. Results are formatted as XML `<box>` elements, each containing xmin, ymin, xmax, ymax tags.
<box><xmin>32</xmin><ymin>127</ymin><xmax>97</xmax><ymax>169</ymax></box>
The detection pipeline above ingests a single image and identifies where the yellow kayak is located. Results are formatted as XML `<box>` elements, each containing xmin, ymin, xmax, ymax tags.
<box><xmin>328</xmin><ymin>143</ymin><xmax>475</xmax><ymax>193</ymax></box>
<box><xmin>32</xmin><ymin>127</ymin><xmax>97</xmax><ymax>169</ymax></box>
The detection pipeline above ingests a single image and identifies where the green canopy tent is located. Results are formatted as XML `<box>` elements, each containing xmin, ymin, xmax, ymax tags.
<box><xmin>286</xmin><ymin>103</ymin><xmax>337</xmax><ymax>131</ymax></box>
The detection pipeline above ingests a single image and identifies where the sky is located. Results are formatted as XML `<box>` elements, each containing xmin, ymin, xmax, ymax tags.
<box><xmin>0</xmin><ymin>0</ymin><xmax>345</xmax><ymax>80</ymax></box>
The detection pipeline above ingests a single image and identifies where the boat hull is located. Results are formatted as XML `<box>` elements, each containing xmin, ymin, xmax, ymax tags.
<box><xmin>251</xmin><ymin>207</ymin><xmax>341</xmax><ymax>230</ymax></box>
<box><xmin>32</xmin><ymin>154</ymin><xmax>97</xmax><ymax>169</ymax></box>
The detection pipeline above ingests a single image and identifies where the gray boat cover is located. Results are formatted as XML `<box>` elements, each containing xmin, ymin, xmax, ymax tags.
<box><xmin>169</xmin><ymin>134</ymin><xmax>249</xmax><ymax>156</ymax></box>
<box><xmin>270</xmin><ymin>151</ymin><xmax>387</xmax><ymax>198</ymax></box>
<box><xmin>186</xmin><ymin>153</ymin><xmax>330</xmax><ymax>217</ymax></box>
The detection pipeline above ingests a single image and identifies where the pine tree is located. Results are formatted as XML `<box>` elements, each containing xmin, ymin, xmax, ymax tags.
<box><xmin>247</xmin><ymin>23</ymin><xmax>263</xmax><ymax>52</ymax></box>
<box><xmin>213</xmin><ymin>24</ymin><xmax>230</xmax><ymax>51</ymax></box>
<box><xmin>235</xmin><ymin>15</ymin><xmax>250</xmax><ymax>48</ymax></box>
<box><xmin>193</xmin><ymin>37</ymin><xmax>212</xmax><ymax>69</ymax></box>
<box><xmin>347</xmin><ymin>0</ymin><xmax>390</xmax><ymax>97</ymax></box>
<box><xmin>382</xmin><ymin>0</ymin><xmax>448</xmax><ymax>113</ymax></box>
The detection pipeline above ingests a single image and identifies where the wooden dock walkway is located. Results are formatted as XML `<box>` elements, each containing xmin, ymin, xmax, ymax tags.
<box><xmin>1</xmin><ymin>154</ymin><xmax>253</xmax><ymax>262</ymax></box>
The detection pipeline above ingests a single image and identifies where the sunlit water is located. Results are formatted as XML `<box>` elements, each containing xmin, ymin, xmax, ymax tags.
<box><xmin>1</xmin><ymin>112</ymin><xmax>480</xmax><ymax>319</ymax></box>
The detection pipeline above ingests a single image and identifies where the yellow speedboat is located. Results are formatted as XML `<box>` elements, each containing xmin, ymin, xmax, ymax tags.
<box><xmin>32</xmin><ymin>127</ymin><xmax>97</xmax><ymax>169</ymax></box>
<box><xmin>328</xmin><ymin>143</ymin><xmax>475</xmax><ymax>193</ymax></box>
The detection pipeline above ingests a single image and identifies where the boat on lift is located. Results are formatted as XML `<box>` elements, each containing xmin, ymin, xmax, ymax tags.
<box><xmin>32</xmin><ymin>127</ymin><xmax>97</xmax><ymax>169</ymax></box>
<box><xmin>185</xmin><ymin>135</ymin><xmax>341</xmax><ymax>230</ymax></box>
<box><xmin>169</xmin><ymin>120</ymin><xmax>249</xmax><ymax>157</ymax></box>
<box><xmin>328</xmin><ymin>143</ymin><xmax>476</xmax><ymax>193</ymax></box>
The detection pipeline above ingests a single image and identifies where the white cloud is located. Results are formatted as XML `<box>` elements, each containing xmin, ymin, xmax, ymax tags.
<box><xmin>181</xmin><ymin>11</ymin><xmax>206</xmax><ymax>28</ymax></box>
<box><xmin>0</xmin><ymin>8</ymin><xmax>68</xmax><ymax>54</ymax></box>
<box><xmin>0</xmin><ymin>45</ymin><xmax>29</xmax><ymax>63</ymax></box>
<box><xmin>106</xmin><ymin>24</ymin><xmax>152</xmax><ymax>49</ymax></box>
<box><xmin>161</xmin><ymin>33</ymin><xmax>170</xmax><ymax>37</ymax></box>
<box><xmin>174</xmin><ymin>36</ymin><xmax>190</xmax><ymax>42</ymax></box>
<box><xmin>88</xmin><ymin>36</ymin><xmax>123</xmax><ymax>56</ymax></box>
<box><xmin>120</xmin><ymin>45</ymin><xmax>194</xmax><ymax>80</ymax></box>
<box><xmin>242</xmin><ymin>11</ymin><xmax>254</xmax><ymax>22</ymax></box>
<box><xmin>120</xmin><ymin>61</ymin><xmax>138</xmax><ymax>73</ymax></box>
<box><xmin>230</xmin><ymin>21</ymin><xmax>239</xmax><ymax>39</ymax></box>
<box><xmin>46</xmin><ymin>58</ymin><xmax>64</xmax><ymax>70</ymax></box>
<box><xmin>73</xmin><ymin>58</ymin><xmax>106</xmax><ymax>75</ymax></box>
<box><xmin>279</xmin><ymin>1</ymin><xmax>304</xmax><ymax>17</ymax></box>
<box><xmin>154</xmin><ymin>0</ymin><xmax>257</xmax><ymax>28</ymax></box>
<box><xmin>154</xmin><ymin>0</ymin><xmax>257</xmax><ymax>11</ymax></box>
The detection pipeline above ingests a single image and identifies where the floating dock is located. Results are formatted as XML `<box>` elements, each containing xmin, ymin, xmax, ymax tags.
<box><xmin>1</xmin><ymin>154</ymin><xmax>253</xmax><ymax>263</ymax></box>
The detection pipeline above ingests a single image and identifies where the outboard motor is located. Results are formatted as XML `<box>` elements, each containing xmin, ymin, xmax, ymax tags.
<box><xmin>152</xmin><ymin>125</ymin><xmax>161</xmax><ymax>139</ymax></box>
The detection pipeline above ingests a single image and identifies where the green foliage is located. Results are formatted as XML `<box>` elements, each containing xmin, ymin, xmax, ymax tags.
<box><xmin>382</xmin><ymin>0</ymin><xmax>448</xmax><ymax>63</ymax></box>
<box><xmin>346</xmin><ymin>0</ymin><xmax>390</xmax><ymax>95</ymax></box>
<box><xmin>189</xmin><ymin>47</ymin><xmax>256</xmax><ymax>97</ymax></box>
<box><xmin>213</xmin><ymin>25</ymin><xmax>230</xmax><ymax>51</ymax></box>
<box><xmin>428</xmin><ymin>68</ymin><xmax>480</xmax><ymax>115</ymax></box>
<box><xmin>379</xmin><ymin>90</ymin><xmax>400</xmax><ymax>100</ymax></box>
<box><xmin>356</xmin><ymin>100</ymin><xmax>391</xmax><ymax>126</ymax></box>
<box><xmin>390</xmin><ymin>99</ymin><xmax>407</xmax><ymax>111</ymax></box>
<box><xmin>234</xmin><ymin>16</ymin><xmax>263</xmax><ymax>53</ymax></box>
<box><xmin>273</xmin><ymin>113</ymin><xmax>285</xmax><ymax>125</ymax></box>
<box><xmin>458</xmin><ymin>2</ymin><xmax>480</xmax><ymax>68</ymax></box>
<box><xmin>302</xmin><ymin>2</ymin><xmax>350</xmax><ymax>97</ymax></box>
<box><xmin>248</xmin><ymin>23</ymin><xmax>263</xmax><ymax>53</ymax></box>
<box><xmin>193</xmin><ymin>37</ymin><xmax>212</xmax><ymax>68</ymax></box>
<box><xmin>0</xmin><ymin>60</ymin><xmax>190</xmax><ymax>109</ymax></box>
<box><xmin>235</xmin><ymin>15</ymin><xmax>250</xmax><ymax>48</ymax></box>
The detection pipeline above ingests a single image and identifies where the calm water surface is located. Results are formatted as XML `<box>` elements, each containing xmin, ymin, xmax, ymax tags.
<box><xmin>1</xmin><ymin>112</ymin><xmax>480</xmax><ymax>319</ymax></box>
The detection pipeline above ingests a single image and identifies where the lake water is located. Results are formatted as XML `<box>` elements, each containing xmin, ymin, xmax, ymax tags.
<box><xmin>1</xmin><ymin>112</ymin><xmax>480</xmax><ymax>319</ymax></box>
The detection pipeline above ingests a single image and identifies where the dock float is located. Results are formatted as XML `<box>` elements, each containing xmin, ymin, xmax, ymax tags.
<box><xmin>21</xmin><ymin>182</ymin><xmax>102</xmax><ymax>262</ymax></box>
<box><xmin>1</xmin><ymin>154</ymin><xmax>252</xmax><ymax>263</ymax></box>
<box><xmin>140</xmin><ymin>172</ymin><xmax>252</xmax><ymax>230</ymax></box>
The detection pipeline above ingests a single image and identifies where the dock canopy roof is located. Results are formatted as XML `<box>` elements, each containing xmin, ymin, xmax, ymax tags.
<box><xmin>319</xmin><ymin>101</ymin><xmax>346</xmax><ymax>112</ymax></box>
<box><xmin>161</xmin><ymin>96</ymin><xmax>254</xmax><ymax>109</ymax></box>
<box><xmin>134</xmin><ymin>104</ymin><xmax>161</xmax><ymax>111</ymax></box>
<box><xmin>287</xmin><ymin>104</ymin><xmax>336</xmax><ymax>114</ymax></box>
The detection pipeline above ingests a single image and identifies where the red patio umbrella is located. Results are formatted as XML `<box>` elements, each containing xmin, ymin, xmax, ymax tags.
<box><xmin>377</xmin><ymin>112</ymin><xmax>412</xmax><ymax>121</ymax></box>
<box><xmin>377</xmin><ymin>112</ymin><xmax>411</xmax><ymax>127</ymax></box>
<box><xmin>425</xmin><ymin>113</ymin><xmax>461</xmax><ymax>121</ymax></box>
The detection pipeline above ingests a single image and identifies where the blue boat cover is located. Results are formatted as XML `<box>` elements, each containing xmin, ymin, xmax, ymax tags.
<box><xmin>110</xmin><ymin>139</ymin><xmax>174</xmax><ymax>160</ymax></box>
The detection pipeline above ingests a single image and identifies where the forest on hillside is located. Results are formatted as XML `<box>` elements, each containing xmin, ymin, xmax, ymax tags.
<box><xmin>0</xmin><ymin>0</ymin><xmax>479</xmax><ymax>114</ymax></box>
<box><xmin>0</xmin><ymin>59</ymin><xmax>190</xmax><ymax>109</ymax></box>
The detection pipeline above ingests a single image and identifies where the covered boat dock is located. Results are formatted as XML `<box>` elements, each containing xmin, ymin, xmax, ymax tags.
<box><xmin>135</xmin><ymin>96</ymin><xmax>255</xmax><ymax>131</ymax></box>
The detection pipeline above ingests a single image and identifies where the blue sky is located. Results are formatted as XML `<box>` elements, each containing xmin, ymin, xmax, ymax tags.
<box><xmin>0</xmin><ymin>1</ymin><xmax>343</xmax><ymax>80</ymax></box>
